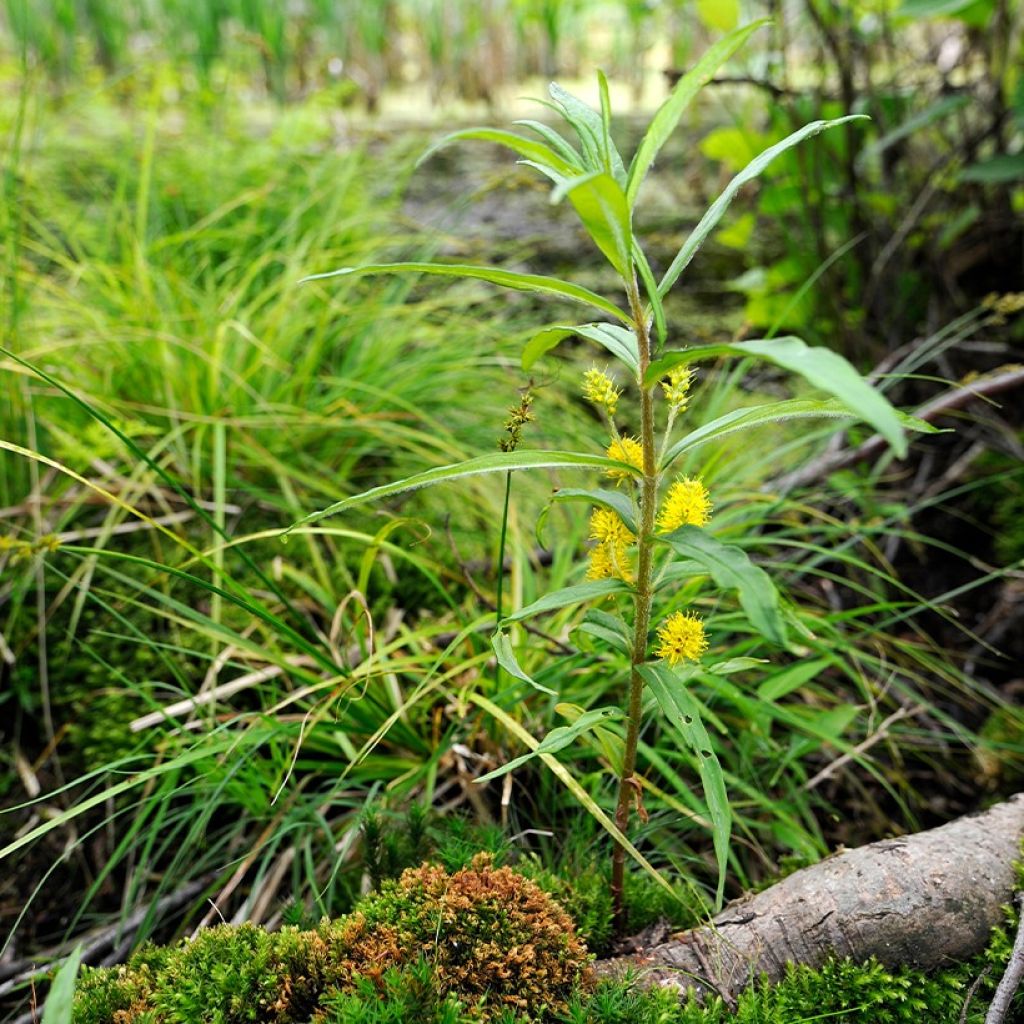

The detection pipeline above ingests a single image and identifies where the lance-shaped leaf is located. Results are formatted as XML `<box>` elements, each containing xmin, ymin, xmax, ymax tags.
<box><xmin>288</xmin><ymin>450</ymin><xmax>640</xmax><ymax>531</ymax></box>
<box><xmin>550</xmin><ymin>487</ymin><xmax>637</xmax><ymax>534</ymax></box>
<box><xmin>501</xmin><ymin>578</ymin><xmax>632</xmax><ymax>625</ymax></box>
<box><xmin>658</xmin><ymin>115</ymin><xmax>868</xmax><ymax>298</ymax></box>
<box><xmin>554</xmin><ymin>170</ymin><xmax>633</xmax><ymax>278</ymax></box>
<box><xmin>549</xmin><ymin>81</ymin><xmax>628</xmax><ymax>185</ymax></box>
<box><xmin>633</xmin><ymin>241</ymin><xmax>667</xmax><ymax>347</ymax></box>
<box><xmin>492</xmin><ymin>631</ymin><xmax>557</xmax><ymax>695</ymax></box>
<box><xmin>647</xmin><ymin>336</ymin><xmax>907</xmax><ymax>459</ymax></box>
<box><xmin>626</xmin><ymin>19</ymin><xmax>769</xmax><ymax>206</ymax></box>
<box><xmin>514</xmin><ymin>119</ymin><xmax>584</xmax><ymax>167</ymax></box>
<box><xmin>302</xmin><ymin>262</ymin><xmax>630</xmax><ymax>325</ymax></box>
<box><xmin>660</xmin><ymin>398</ymin><xmax>863</xmax><ymax>469</ymax></box>
<box><xmin>417</xmin><ymin>127</ymin><xmax>577</xmax><ymax>177</ymax></box>
<box><xmin>639</xmin><ymin>662</ymin><xmax>731</xmax><ymax>908</ymax></box>
<box><xmin>523</xmin><ymin>322</ymin><xmax>640</xmax><ymax>377</ymax></box>
<box><xmin>657</xmin><ymin>525</ymin><xmax>788</xmax><ymax>646</ymax></box>
<box><xmin>575</xmin><ymin>609</ymin><xmax>632</xmax><ymax>656</ymax></box>
<box><xmin>41</xmin><ymin>944</ymin><xmax>83</xmax><ymax>1024</ymax></box>
<box><xmin>475</xmin><ymin>706</ymin><xmax>624</xmax><ymax>783</ymax></box>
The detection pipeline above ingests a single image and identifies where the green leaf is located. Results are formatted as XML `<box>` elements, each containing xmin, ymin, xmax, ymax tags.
<box><xmin>42</xmin><ymin>944</ymin><xmax>83</xmax><ymax>1024</ymax></box>
<box><xmin>550</xmin><ymin>487</ymin><xmax>637</xmax><ymax>534</ymax></box>
<box><xmin>625</xmin><ymin>19</ymin><xmax>769</xmax><ymax>206</ymax></box>
<box><xmin>492</xmin><ymin>631</ymin><xmax>557</xmax><ymax>695</ymax></box>
<box><xmin>502</xmin><ymin>578</ymin><xmax>632</xmax><ymax>624</ymax></box>
<box><xmin>576</xmin><ymin>609</ymin><xmax>631</xmax><ymax>655</ymax></box>
<box><xmin>960</xmin><ymin>153</ymin><xmax>1024</xmax><ymax>183</ymax></box>
<box><xmin>632</xmin><ymin>241</ymin><xmax>667</xmax><ymax>347</ymax></box>
<box><xmin>639</xmin><ymin>662</ymin><xmax>731</xmax><ymax>908</ymax></box>
<box><xmin>658</xmin><ymin>116</ymin><xmax>867</xmax><ymax>297</ymax></box>
<box><xmin>475</xmin><ymin>706</ymin><xmax>625</xmax><ymax>783</ymax></box>
<box><xmin>513</xmin><ymin>119</ymin><xmax>584</xmax><ymax>167</ymax></box>
<box><xmin>657</xmin><ymin>525</ymin><xmax>788</xmax><ymax>646</ymax></box>
<box><xmin>288</xmin><ymin>450</ymin><xmax>640</xmax><ymax>531</ymax></box>
<box><xmin>417</xmin><ymin>127</ymin><xmax>576</xmax><ymax>177</ymax></box>
<box><xmin>302</xmin><ymin>262</ymin><xmax>630</xmax><ymax>324</ymax></box>
<box><xmin>522</xmin><ymin>322</ymin><xmax>640</xmax><ymax>377</ymax></box>
<box><xmin>647</xmin><ymin>337</ymin><xmax>907</xmax><ymax>458</ymax></box>
<box><xmin>660</xmin><ymin>398</ymin><xmax>866</xmax><ymax>469</ymax></box>
<box><xmin>756</xmin><ymin>657</ymin><xmax>833</xmax><ymax>701</ymax></box>
<box><xmin>857</xmin><ymin>95</ymin><xmax>969</xmax><ymax>168</ymax></box>
<box><xmin>549</xmin><ymin>81</ymin><xmax>628</xmax><ymax>185</ymax></box>
<box><xmin>897</xmin><ymin>0</ymin><xmax>976</xmax><ymax>16</ymax></box>
<box><xmin>696</xmin><ymin>0</ymin><xmax>741</xmax><ymax>31</ymax></box>
<box><xmin>556</xmin><ymin>171</ymin><xmax>634</xmax><ymax>278</ymax></box>
<box><xmin>711</xmin><ymin>657</ymin><xmax>768</xmax><ymax>675</ymax></box>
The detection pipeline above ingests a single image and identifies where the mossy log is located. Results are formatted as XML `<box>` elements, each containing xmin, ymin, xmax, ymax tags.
<box><xmin>601</xmin><ymin>794</ymin><xmax>1024</xmax><ymax>1000</ymax></box>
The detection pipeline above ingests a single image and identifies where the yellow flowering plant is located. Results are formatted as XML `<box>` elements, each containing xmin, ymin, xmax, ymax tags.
<box><xmin>294</xmin><ymin>21</ymin><xmax>917</xmax><ymax>924</ymax></box>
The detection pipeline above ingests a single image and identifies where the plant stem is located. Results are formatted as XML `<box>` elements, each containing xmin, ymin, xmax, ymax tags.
<box><xmin>495</xmin><ymin>470</ymin><xmax>513</xmax><ymax>686</ymax></box>
<box><xmin>611</xmin><ymin>276</ymin><xmax>658</xmax><ymax>931</ymax></box>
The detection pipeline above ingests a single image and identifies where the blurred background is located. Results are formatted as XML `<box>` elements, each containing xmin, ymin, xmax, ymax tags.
<box><xmin>1</xmin><ymin>0</ymin><xmax>1022</xmax><ymax>1018</ymax></box>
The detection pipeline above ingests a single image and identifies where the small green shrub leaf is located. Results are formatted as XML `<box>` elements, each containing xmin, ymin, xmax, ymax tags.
<box><xmin>523</xmin><ymin>322</ymin><xmax>640</xmax><ymax>376</ymax></box>
<box><xmin>625</xmin><ymin>19</ymin><xmax>770</xmax><ymax>206</ymax></box>
<box><xmin>658</xmin><ymin>115</ymin><xmax>868</xmax><ymax>296</ymax></box>
<box><xmin>475</xmin><ymin>706</ymin><xmax>625</xmax><ymax>783</ymax></box>
<box><xmin>639</xmin><ymin>663</ymin><xmax>731</xmax><ymax>908</ymax></box>
<box><xmin>289</xmin><ymin>450</ymin><xmax>640</xmax><ymax>530</ymax></box>
<box><xmin>302</xmin><ymin>262</ymin><xmax>630</xmax><ymax>324</ymax></box>
<box><xmin>502</xmin><ymin>579</ymin><xmax>632</xmax><ymax>624</ymax></box>
<box><xmin>417</xmin><ymin>127</ymin><xmax>576</xmax><ymax>176</ymax></box>
<box><xmin>550</xmin><ymin>488</ymin><xmax>637</xmax><ymax>534</ymax></box>
<box><xmin>492</xmin><ymin>631</ymin><xmax>558</xmax><ymax>695</ymax></box>
<box><xmin>657</xmin><ymin>525</ymin><xmax>788</xmax><ymax>646</ymax></box>
<box><xmin>42</xmin><ymin>945</ymin><xmax>83</xmax><ymax>1024</ymax></box>
<box><xmin>648</xmin><ymin>337</ymin><xmax>907</xmax><ymax>458</ymax></box>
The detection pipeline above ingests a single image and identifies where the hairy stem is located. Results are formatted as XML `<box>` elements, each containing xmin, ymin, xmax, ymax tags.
<box><xmin>611</xmin><ymin>276</ymin><xmax>658</xmax><ymax>930</ymax></box>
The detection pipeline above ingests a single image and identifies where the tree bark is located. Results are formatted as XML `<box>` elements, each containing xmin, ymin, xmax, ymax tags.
<box><xmin>599</xmin><ymin>794</ymin><xmax>1024</xmax><ymax>999</ymax></box>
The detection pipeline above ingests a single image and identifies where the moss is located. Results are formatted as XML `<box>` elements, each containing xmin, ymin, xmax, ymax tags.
<box><xmin>72</xmin><ymin>858</ymin><xmax>588</xmax><ymax>1024</ymax></box>
<box><xmin>71</xmin><ymin>849</ymin><xmax>1024</xmax><ymax>1024</ymax></box>
<box><xmin>325</xmin><ymin>855</ymin><xmax>591</xmax><ymax>1019</ymax></box>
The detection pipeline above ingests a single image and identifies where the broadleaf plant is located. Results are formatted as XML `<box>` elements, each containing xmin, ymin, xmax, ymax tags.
<box><xmin>297</xmin><ymin>21</ymin><xmax>914</xmax><ymax>925</ymax></box>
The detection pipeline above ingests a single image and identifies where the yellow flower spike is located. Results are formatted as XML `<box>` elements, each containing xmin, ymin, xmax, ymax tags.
<box><xmin>655</xmin><ymin>611</ymin><xmax>709</xmax><ymax>665</ymax></box>
<box><xmin>604</xmin><ymin>436</ymin><xmax>643</xmax><ymax>482</ymax></box>
<box><xmin>589</xmin><ymin>508</ymin><xmax>635</xmax><ymax>545</ymax></box>
<box><xmin>586</xmin><ymin>541</ymin><xmax>616</xmax><ymax>580</ymax></box>
<box><xmin>586</xmin><ymin>507</ymin><xmax>635</xmax><ymax>583</ymax></box>
<box><xmin>661</xmin><ymin>366</ymin><xmax>695</xmax><ymax>412</ymax></box>
<box><xmin>657</xmin><ymin>476</ymin><xmax>712</xmax><ymax>532</ymax></box>
<box><xmin>582</xmin><ymin>368</ymin><xmax>621</xmax><ymax>417</ymax></box>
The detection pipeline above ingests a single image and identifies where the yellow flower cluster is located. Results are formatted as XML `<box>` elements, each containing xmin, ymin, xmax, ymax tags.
<box><xmin>604</xmin><ymin>436</ymin><xmax>643</xmax><ymax>483</ymax></box>
<box><xmin>586</xmin><ymin>508</ymin><xmax>634</xmax><ymax>582</ymax></box>
<box><xmin>661</xmin><ymin>366</ymin><xmax>694</xmax><ymax>412</ymax></box>
<box><xmin>657</xmin><ymin>476</ymin><xmax>712</xmax><ymax>532</ymax></box>
<box><xmin>655</xmin><ymin>610</ymin><xmax>708</xmax><ymax>665</ymax></box>
<box><xmin>582</xmin><ymin>368</ymin><xmax>621</xmax><ymax>417</ymax></box>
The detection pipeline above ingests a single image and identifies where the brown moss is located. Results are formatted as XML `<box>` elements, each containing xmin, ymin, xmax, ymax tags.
<box><xmin>324</xmin><ymin>854</ymin><xmax>591</xmax><ymax>1018</ymax></box>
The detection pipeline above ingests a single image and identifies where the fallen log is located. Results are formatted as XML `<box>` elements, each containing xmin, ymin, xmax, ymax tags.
<box><xmin>600</xmin><ymin>794</ymin><xmax>1024</xmax><ymax>1001</ymax></box>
